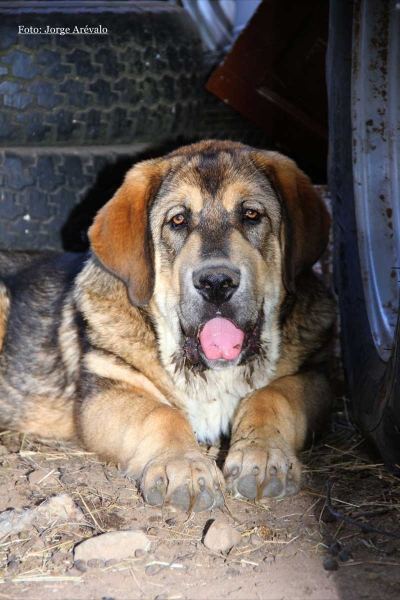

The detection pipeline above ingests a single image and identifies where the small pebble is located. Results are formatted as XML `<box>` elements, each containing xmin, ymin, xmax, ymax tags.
<box><xmin>148</xmin><ymin>527</ymin><xmax>158</xmax><ymax>535</ymax></box>
<box><xmin>148</xmin><ymin>515</ymin><xmax>160</xmax><ymax>523</ymax></box>
<box><xmin>323</xmin><ymin>558</ymin><xmax>339</xmax><ymax>571</ymax></box>
<box><xmin>68</xmin><ymin>567</ymin><xmax>84</xmax><ymax>577</ymax></box>
<box><xmin>74</xmin><ymin>559</ymin><xmax>88</xmax><ymax>572</ymax></box>
<box><xmin>38</xmin><ymin>494</ymin><xmax>84</xmax><ymax>523</ymax></box>
<box><xmin>135</xmin><ymin>549</ymin><xmax>146</xmax><ymax>558</ymax></box>
<box><xmin>203</xmin><ymin>520</ymin><xmax>242</xmax><ymax>553</ymax></box>
<box><xmin>28</xmin><ymin>468</ymin><xmax>59</xmax><ymax>487</ymax></box>
<box><xmin>314</xmin><ymin>500</ymin><xmax>337</xmax><ymax>523</ymax></box>
<box><xmin>250</xmin><ymin>534</ymin><xmax>263</xmax><ymax>547</ymax></box>
<box><xmin>87</xmin><ymin>558</ymin><xmax>105</xmax><ymax>569</ymax></box>
<box><xmin>338</xmin><ymin>549</ymin><xmax>350</xmax><ymax>562</ymax></box>
<box><xmin>51</xmin><ymin>552</ymin><xmax>68</xmax><ymax>566</ymax></box>
<box><xmin>105</xmin><ymin>559</ymin><xmax>118</xmax><ymax>567</ymax></box>
<box><xmin>165</xmin><ymin>518</ymin><xmax>176</xmax><ymax>526</ymax></box>
<box><xmin>74</xmin><ymin>530</ymin><xmax>150</xmax><ymax>562</ymax></box>
<box><xmin>145</xmin><ymin>564</ymin><xmax>161</xmax><ymax>576</ymax></box>
<box><xmin>61</xmin><ymin>474</ymin><xmax>76</xmax><ymax>485</ymax></box>
<box><xmin>7</xmin><ymin>560</ymin><xmax>19</xmax><ymax>572</ymax></box>
<box><xmin>226</xmin><ymin>567</ymin><xmax>240</xmax><ymax>576</ymax></box>
<box><xmin>253</xmin><ymin>565</ymin><xmax>263</xmax><ymax>572</ymax></box>
<box><xmin>0</xmin><ymin>444</ymin><xmax>9</xmax><ymax>456</ymax></box>
<box><xmin>329</xmin><ymin>541</ymin><xmax>341</xmax><ymax>556</ymax></box>
<box><xmin>383</xmin><ymin>544</ymin><xmax>397</xmax><ymax>556</ymax></box>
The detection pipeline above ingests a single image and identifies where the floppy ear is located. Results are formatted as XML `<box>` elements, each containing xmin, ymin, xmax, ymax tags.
<box><xmin>252</xmin><ymin>151</ymin><xmax>331</xmax><ymax>294</ymax></box>
<box><xmin>88</xmin><ymin>159</ymin><xmax>168</xmax><ymax>306</ymax></box>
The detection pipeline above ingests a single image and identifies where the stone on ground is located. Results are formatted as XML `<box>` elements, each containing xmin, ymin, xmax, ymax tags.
<box><xmin>74</xmin><ymin>530</ymin><xmax>150</xmax><ymax>562</ymax></box>
<box><xmin>203</xmin><ymin>520</ymin><xmax>241</xmax><ymax>553</ymax></box>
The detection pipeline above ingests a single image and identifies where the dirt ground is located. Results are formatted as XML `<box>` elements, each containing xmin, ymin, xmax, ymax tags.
<box><xmin>0</xmin><ymin>397</ymin><xmax>399</xmax><ymax>600</ymax></box>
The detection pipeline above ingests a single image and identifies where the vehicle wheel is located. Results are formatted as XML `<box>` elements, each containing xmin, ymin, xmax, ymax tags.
<box><xmin>0</xmin><ymin>2</ymin><xmax>204</xmax><ymax>146</ymax></box>
<box><xmin>327</xmin><ymin>0</ymin><xmax>400</xmax><ymax>473</ymax></box>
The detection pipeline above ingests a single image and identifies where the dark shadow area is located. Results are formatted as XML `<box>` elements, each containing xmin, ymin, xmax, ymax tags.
<box><xmin>61</xmin><ymin>139</ymin><xmax>191</xmax><ymax>252</ymax></box>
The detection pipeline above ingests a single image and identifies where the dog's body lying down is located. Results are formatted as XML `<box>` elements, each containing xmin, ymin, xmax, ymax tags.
<box><xmin>0</xmin><ymin>141</ymin><xmax>335</xmax><ymax>511</ymax></box>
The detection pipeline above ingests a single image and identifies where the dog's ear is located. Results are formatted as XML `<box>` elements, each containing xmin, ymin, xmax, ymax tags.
<box><xmin>252</xmin><ymin>151</ymin><xmax>331</xmax><ymax>294</ymax></box>
<box><xmin>89</xmin><ymin>159</ymin><xmax>168</xmax><ymax>306</ymax></box>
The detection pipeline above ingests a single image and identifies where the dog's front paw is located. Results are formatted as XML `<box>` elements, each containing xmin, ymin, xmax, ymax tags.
<box><xmin>224</xmin><ymin>440</ymin><xmax>301</xmax><ymax>500</ymax></box>
<box><xmin>137</xmin><ymin>451</ymin><xmax>225</xmax><ymax>512</ymax></box>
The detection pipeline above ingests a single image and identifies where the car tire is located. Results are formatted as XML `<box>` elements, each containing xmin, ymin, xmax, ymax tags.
<box><xmin>327</xmin><ymin>0</ymin><xmax>400</xmax><ymax>473</ymax></box>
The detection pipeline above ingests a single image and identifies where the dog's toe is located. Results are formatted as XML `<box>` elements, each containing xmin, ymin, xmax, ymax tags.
<box><xmin>224</xmin><ymin>442</ymin><xmax>301</xmax><ymax>500</ymax></box>
<box><xmin>261</xmin><ymin>476</ymin><xmax>283</xmax><ymax>498</ymax></box>
<box><xmin>236</xmin><ymin>474</ymin><xmax>258</xmax><ymax>499</ymax></box>
<box><xmin>139</xmin><ymin>451</ymin><xmax>225</xmax><ymax>512</ymax></box>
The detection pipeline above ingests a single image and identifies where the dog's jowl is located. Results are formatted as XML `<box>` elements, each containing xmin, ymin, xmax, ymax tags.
<box><xmin>0</xmin><ymin>141</ymin><xmax>335</xmax><ymax>512</ymax></box>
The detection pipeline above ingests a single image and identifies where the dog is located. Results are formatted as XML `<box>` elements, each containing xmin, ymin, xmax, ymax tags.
<box><xmin>0</xmin><ymin>141</ymin><xmax>335</xmax><ymax>512</ymax></box>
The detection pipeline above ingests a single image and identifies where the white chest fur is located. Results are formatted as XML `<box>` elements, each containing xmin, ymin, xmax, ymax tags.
<box><xmin>169</xmin><ymin>360</ymin><xmax>276</xmax><ymax>444</ymax></box>
<box><xmin>182</xmin><ymin>368</ymin><xmax>255</xmax><ymax>443</ymax></box>
<box><xmin>150</xmin><ymin>294</ymin><xmax>282</xmax><ymax>444</ymax></box>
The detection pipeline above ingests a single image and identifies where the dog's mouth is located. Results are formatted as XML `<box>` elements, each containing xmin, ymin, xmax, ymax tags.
<box><xmin>199</xmin><ymin>317</ymin><xmax>244</xmax><ymax>361</ymax></box>
<box><xmin>183</xmin><ymin>315</ymin><xmax>263</xmax><ymax>368</ymax></box>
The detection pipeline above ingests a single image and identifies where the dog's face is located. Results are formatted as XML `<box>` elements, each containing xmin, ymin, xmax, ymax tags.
<box><xmin>150</xmin><ymin>148</ymin><xmax>283</xmax><ymax>371</ymax></box>
<box><xmin>89</xmin><ymin>141</ymin><xmax>330</xmax><ymax>372</ymax></box>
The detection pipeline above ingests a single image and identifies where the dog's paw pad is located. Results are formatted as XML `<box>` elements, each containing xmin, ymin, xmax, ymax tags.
<box><xmin>236</xmin><ymin>474</ymin><xmax>257</xmax><ymax>499</ymax></box>
<box><xmin>286</xmin><ymin>479</ymin><xmax>300</xmax><ymax>496</ymax></box>
<box><xmin>146</xmin><ymin>487</ymin><xmax>164</xmax><ymax>506</ymax></box>
<box><xmin>193</xmin><ymin>487</ymin><xmax>214</xmax><ymax>512</ymax></box>
<box><xmin>170</xmin><ymin>485</ymin><xmax>191</xmax><ymax>511</ymax></box>
<box><xmin>261</xmin><ymin>476</ymin><xmax>283</xmax><ymax>498</ymax></box>
<box><xmin>224</xmin><ymin>442</ymin><xmax>301</xmax><ymax>500</ymax></box>
<box><xmin>213</xmin><ymin>489</ymin><xmax>224</xmax><ymax>509</ymax></box>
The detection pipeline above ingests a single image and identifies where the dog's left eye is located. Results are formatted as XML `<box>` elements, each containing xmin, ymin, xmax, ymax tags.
<box><xmin>243</xmin><ymin>208</ymin><xmax>260</xmax><ymax>221</ymax></box>
<box><xmin>170</xmin><ymin>213</ymin><xmax>187</xmax><ymax>228</ymax></box>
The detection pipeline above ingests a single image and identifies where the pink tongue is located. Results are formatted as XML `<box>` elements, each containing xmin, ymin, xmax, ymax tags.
<box><xmin>199</xmin><ymin>318</ymin><xmax>245</xmax><ymax>361</ymax></box>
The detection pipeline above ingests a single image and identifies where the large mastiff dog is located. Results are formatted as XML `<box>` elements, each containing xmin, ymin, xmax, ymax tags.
<box><xmin>0</xmin><ymin>141</ymin><xmax>335</xmax><ymax>512</ymax></box>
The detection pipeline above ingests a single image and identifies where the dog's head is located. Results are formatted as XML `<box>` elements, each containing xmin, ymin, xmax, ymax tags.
<box><xmin>89</xmin><ymin>141</ymin><xmax>330</xmax><ymax>372</ymax></box>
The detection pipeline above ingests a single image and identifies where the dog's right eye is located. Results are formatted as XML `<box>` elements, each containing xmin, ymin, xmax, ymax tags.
<box><xmin>170</xmin><ymin>213</ymin><xmax>188</xmax><ymax>229</ymax></box>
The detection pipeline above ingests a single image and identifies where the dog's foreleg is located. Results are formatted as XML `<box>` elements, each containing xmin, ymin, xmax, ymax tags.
<box><xmin>78</xmin><ymin>382</ymin><xmax>225</xmax><ymax>512</ymax></box>
<box><xmin>224</xmin><ymin>372</ymin><xmax>332</xmax><ymax>499</ymax></box>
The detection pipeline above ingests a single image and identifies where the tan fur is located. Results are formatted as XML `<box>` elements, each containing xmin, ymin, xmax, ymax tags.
<box><xmin>18</xmin><ymin>396</ymin><xmax>76</xmax><ymax>439</ymax></box>
<box><xmin>0</xmin><ymin>282</ymin><xmax>10</xmax><ymax>352</ymax></box>
<box><xmin>0</xmin><ymin>141</ymin><xmax>335</xmax><ymax>511</ymax></box>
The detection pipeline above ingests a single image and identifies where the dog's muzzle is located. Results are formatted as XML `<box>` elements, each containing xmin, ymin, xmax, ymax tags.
<box><xmin>193</xmin><ymin>265</ymin><xmax>240</xmax><ymax>305</ymax></box>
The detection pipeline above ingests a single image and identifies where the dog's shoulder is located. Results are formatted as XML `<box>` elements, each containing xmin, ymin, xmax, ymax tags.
<box><xmin>74</xmin><ymin>256</ymin><xmax>179</xmax><ymax>403</ymax></box>
<box><xmin>276</xmin><ymin>270</ymin><xmax>336</xmax><ymax>378</ymax></box>
<box><xmin>0</xmin><ymin>251</ymin><xmax>86</xmax><ymax>293</ymax></box>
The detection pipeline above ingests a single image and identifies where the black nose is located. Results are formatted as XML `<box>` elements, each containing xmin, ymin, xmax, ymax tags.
<box><xmin>193</xmin><ymin>266</ymin><xmax>240</xmax><ymax>305</ymax></box>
